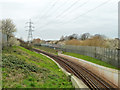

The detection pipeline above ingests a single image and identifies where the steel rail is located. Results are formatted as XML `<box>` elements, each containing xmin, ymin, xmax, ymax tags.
<box><xmin>33</xmin><ymin>48</ymin><xmax>118</xmax><ymax>89</ymax></box>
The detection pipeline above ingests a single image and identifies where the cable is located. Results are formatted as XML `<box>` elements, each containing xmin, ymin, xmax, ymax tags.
<box><xmin>46</xmin><ymin>0</ymin><xmax>69</xmax><ymax>17</ymax></box>
<box><xmin>35</xmin><ymin>0</ymin><xmax>70</xmax><ymax>29</ymax></box>
<box><xmin>35</xmin><ymin>0</ymin><xmax>111</xmax><ymax>31</ymax></box>
<box><xmin>35</xmin><ymin>0</ymin><xmax>80</xmax><ymax>29</ymax></box>
<box><xmin>31</xmin><ymin>1</ymin><xmax>52</xmax><ymax>21</ymax></box>
<box><xmin>60</xmin><ymin>0</ymin><xmax>89</xmax><ymax>18</ymax></box>
<box><xmin>34</xmin><ymin>0</ymin><xmax>71</xmax><ymax>29</ymax></box>
<box><xmin>33</xmin><ymin>0</ymin><xmax>58</xmax><ymax>24</ymax></box>
<box><xmin>56</xmin><ymin>0</ymin><xmax>80</xmax><ymax>18</ymax></box>
<box><xmin>65</xmin><ymin>0</ymin><xmax>111</xmax><ymax>23</ymax></box>
<box><xmin>41</xmin><ymin>0</ymin><xmax>58</xmax><ymax>17</ymax></box>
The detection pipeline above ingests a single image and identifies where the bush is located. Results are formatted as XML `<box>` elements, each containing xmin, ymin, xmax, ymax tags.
<box><xmin>8</xmin><ymin>37</ymin><xmax>20</xmax><ymax>46</ymax></box>
<box><xmin>2</xmin><ymin>55</ymin><xmax>41</xmax><ymax>73</ymax></box>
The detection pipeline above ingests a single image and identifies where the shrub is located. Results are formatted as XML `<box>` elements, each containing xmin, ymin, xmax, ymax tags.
<box><xmin>2</xmin><ymin>55</ymin><xmax>41</xmax><ymax>73</ymax></box>
<box><xmin>8</xmin><ymin>37</ymin><xmax>20</xmax><ymax>46</ymax></box>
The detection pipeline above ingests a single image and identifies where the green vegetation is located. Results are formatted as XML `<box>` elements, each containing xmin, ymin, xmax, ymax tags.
<box><xmin>34</xmin><ymin>46</ymin><xmax>58</xmax><ymax>55</ymax></box>
<box><xmin>33</xmin><ymin>46</ymin><xmax>119</xmax><ymax>70</ymax></box>
<box><xmin>63</xmin><ymin>52</ymin><xmax>119</xmax><ymax>70</ymax></box>
<box><xmin>2</xmin><ymin>46</ymin><xmax>73</xmax><ymax>88</ymax></box>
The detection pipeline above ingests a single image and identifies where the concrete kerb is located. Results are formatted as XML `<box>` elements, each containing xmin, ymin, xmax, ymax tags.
<box><xmin>39</xmin><ymin>53</ymin><xmax>89</xmax><ymax>89</ymax></box>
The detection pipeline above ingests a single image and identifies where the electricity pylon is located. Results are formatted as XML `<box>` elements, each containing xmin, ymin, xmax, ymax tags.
<box><xmin>25</xmin><ymin>19</ymin><xmax>34</xmax><ymax>43</ymax></box>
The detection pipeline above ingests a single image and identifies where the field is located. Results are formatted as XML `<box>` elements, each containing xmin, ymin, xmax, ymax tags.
<box><xmin>2</xmin><ymin>46</ymin><xmax>73</xmax><ymax>88</ymax></box>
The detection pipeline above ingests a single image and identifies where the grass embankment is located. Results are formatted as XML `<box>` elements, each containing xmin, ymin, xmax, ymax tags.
<box><xmin>34</xmin><ymin>46</ymin><xmax>58</xmax><ymax>55</ymax></box>
<box><xmin>63</xmin><ymin>52</ymin><xmax>119</xmax><ymax>70</ymax></box>
<box><xmin>2</xmin><ymin>46</ymin><xmax>73</xmax><ymax>88</ymax></box>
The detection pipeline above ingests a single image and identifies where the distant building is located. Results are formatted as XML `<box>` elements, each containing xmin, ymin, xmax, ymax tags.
<box><xmin>45</xmin><ymin>40</ymin><xmax>59</xmax><ymax>44</ymax></box>
<box><xmin>33</xmin><ymin>38</ymin><xmax>41</xmax><ymax>44</ymax></box>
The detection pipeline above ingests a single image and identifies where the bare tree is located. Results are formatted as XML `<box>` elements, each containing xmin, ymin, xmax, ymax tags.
<box><xmin>1</xmin><ymin>19</ymin><xmax>16</xmax><ymax>46</ymax></box>
<box><xmin>81</xmin><ymin>33</ymin><xmax>90</xmax><ymax>40</ymax></box>
<box><xmin>94</xmin><ymin>34</ymin><xmax>106</xmax><ymax>39</ymax></box>
<box><xmin>60</xmin><ymin>35</ymin><xmax>65</xmax><ymax>41</ymax></box>
<box><xmin>64</xmin><ymin>34</ymin><xmax>78</xmax><ymax>40</ymax></box>
<box><xmin>70</xmin><ymin>34</ymin><xmax>78</xmax><ymax>39</ymax></box>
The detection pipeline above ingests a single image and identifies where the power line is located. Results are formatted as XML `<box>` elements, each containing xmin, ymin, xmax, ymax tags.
<box><xmin>35</xmin><ymin>0</ymin><xmax>111</xmax><ymax>31</ymax></box>
<box><xmin>31</xmin><ymin>1</ymin><xmax>51</xmax><ymax>22</ymax></box>
<box><xmin>35</xmin><ymin>0</ymin><xmax>80</xmax><ymax>30</ymax></box>
<box><xmin>56</xmin><ymin>0</ymin><xmax>80</xmax><ymax>18</ymax></box>
<box><xmin>33</xmin><ymin>0</ymin><xmax>58</xmax><ymax>24</ymax></box>
<box><xmin>35</xmin><ymin>0</ymin><xmax>71</xmax><ymax>28</ymax></box>
<box><xmin>60</xmin><ymin>0</ymin><xmax>89</xmax><ymax>18</ymax></box>
<box><xmin>45</xmin><ymin>0</ymin><xmax>58</xmax><ymax>15</ymax></box>
<box><xmin>47</xmin><ymin>0</ymin><xmax>70</xmax><ymax>17</ymax></box>
<box><xmin>25</xmin><ymin>19</ymin><xmax>34</xmax><ymax>43</ymax></box>
<box><xmin>65</xmin><ymin>0</ymin><xmax>111</xmax><ymax>23</ymax></box>
<box><xmin>34</xmin><ymin>0</ymin><xmax>71</xmax><ymax>28</ymax></box>
<box><xmin>54</xmin><ymin>0</ymin><xmax>89</xmax><ymax>22</ymax></box>
<box><xmin>40</xmin><ymin>0</ymin><xmax>58</xmax><ymax>17</ymax></box>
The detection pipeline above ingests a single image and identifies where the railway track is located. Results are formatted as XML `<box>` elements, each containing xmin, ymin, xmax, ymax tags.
<box><xmin>33</xmin><ymin>48</ymin><xmax>118</xmax><ymax>89</ymax></box>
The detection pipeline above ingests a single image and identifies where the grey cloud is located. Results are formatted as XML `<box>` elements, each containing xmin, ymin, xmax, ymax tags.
<box><xmin>1</xmin><ymin>0</ymin><xmax>118</xmax><ymax>40</ymax></box>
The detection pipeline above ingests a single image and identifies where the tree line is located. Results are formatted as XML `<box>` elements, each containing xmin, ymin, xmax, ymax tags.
<box><xmin>59</xmin><ymin>33</ymin><xmax>119</xmax><ymax>49</ymax></box>
<box><xmin>60</xmin><ymin>33</ymin><xmax>106</xmax><ymax>41</ymax></box>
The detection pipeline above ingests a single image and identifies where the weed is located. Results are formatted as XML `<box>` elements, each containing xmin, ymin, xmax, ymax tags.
<box><xmin>2</xmin><ymin>46</ymin><xmax>73</xmax><ymax>88</ymax></box>
<box><xmin>30</xmin><ymin>83</ymin><xmax>35</xmax><ymax>87</ymax></box>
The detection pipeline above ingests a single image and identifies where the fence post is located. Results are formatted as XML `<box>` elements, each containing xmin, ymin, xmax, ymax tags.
<box><xmin>95</xmin><ymin>47</ymin><xmax>96</xmax><ymax>58</ymax></box>
<box><xmin>118</xmin><ymin>49</ymin><xmax>120</xmax><ymax>68</ymax></box>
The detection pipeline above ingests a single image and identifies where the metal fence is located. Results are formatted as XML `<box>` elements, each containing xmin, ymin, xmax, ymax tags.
<box><xmin>0</xmin><ymin>32</ymin><xmax>7</xmax><ymax>47</ymax></box>
<box><xmin>41</xmin><ymin>44</ymin><xmax>120</xmax><ymax>68</ymax></box>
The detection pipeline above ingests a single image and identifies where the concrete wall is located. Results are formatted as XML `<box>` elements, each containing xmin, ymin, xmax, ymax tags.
<box><xmin>59</xmin><ymin>54</ymin><xmax>119</xmax><ymax>87</ymax></box>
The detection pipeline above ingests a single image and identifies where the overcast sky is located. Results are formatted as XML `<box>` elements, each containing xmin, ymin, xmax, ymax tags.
<box><xmin>0</xmin><ymin>0</ymin><xmax>119</xmax><ymax>40</ymax></box>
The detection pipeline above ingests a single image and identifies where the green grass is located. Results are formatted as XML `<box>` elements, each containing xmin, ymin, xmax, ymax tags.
<box><xmin>2</xmin><ymin>46</ymin><xmax>73</xmax><ymax>88</ymax></box>
<box><xmin>63</xmin><ymin>52</ymin><xmax>119</xmax><ymax>70</ymax></box>
<box><xmin>34</xmin><ymin>46</ymin><xmax>58</xmax><ymax>55</ymax></box>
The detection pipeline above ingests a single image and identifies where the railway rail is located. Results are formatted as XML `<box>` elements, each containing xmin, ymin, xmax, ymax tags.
<box><xmin>33</xmin><ymin>48</ymin><xmax>118</xmax><ymax>89</ymax></box>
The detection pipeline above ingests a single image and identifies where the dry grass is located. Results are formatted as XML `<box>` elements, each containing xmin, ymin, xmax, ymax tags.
<box><xmin>65</xmin><ymin>36</ymin><xmax>107</xmax><ymax>48</ymax></box>
<box><xmin>65</xmin><ymin>39</ymin><xmax>81</xmax><ymax>46</ymax></box>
